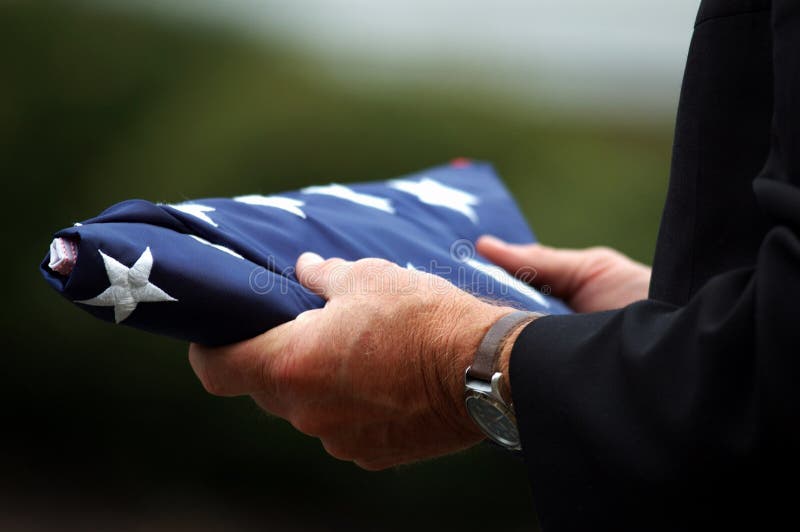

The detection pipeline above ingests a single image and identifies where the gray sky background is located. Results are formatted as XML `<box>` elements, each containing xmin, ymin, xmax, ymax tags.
<box><xmin>94</xmin><ymin>0</ymin><xmax>702</xmax><ymax>120</ymax></box>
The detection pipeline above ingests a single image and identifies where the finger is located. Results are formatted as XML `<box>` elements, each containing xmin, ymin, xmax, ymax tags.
<box><xmin>251</xmin><ymin>390</ymin><xmax>291</xmax><ymax>419</ymax></box>
<box><xmin>295</xmin><ymin>252</ymin><xmax>352</xmax><ymax>300</ymax></box>
<box><xmin>476</xmin><ymin>235</ymin><xmax>585</xmax><ymax>297</ymax></box>
<box><xmin>188</xmin><ymin>319</ymin><xmax>296</xmax><ymax>398</ymax></box>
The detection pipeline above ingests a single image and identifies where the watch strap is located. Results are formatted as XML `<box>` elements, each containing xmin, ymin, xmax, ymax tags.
<box><xmin>467</xmin><ymin>310</ymin><xmax>541</xmax><ymax>382</ymax></box>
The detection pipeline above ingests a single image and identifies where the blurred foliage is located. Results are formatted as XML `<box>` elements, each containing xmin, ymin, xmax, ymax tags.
<box><xmin>1</xmin><ymin>0</ymin><xmax>673</xmax><ymax>530</ymax></box>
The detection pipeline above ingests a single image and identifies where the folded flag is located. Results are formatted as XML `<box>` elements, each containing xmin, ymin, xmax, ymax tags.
<box><xmin>40</xmin><ymin>160</ymin><xmax>570</xmax><ymax>345</ymax></box>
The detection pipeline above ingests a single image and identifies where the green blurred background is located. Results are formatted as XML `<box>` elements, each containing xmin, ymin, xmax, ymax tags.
<box><xmin>2</xmin><ymin>0</ymin><xmax>692</xmax><ymax>529</ymax></box>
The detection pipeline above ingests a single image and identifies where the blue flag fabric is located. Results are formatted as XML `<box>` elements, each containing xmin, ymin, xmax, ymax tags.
<box><xmin>41</xmin><ymin>161</ymin><xmax>570</xmax><ymax>345</ymax></box>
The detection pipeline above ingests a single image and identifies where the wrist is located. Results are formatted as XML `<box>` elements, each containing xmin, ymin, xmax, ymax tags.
<box><xmin>431</xmin><ymin>297</ymin><xmax>516</xmax><ymax>440</ymax></box>
<box><xmin>460</xmin><ymin>309</ymin><xmax>540</xmax><ymax>450</ymax></box>
<box><xmin>495</xmin><ymin>316</ymin><xmax>535</xmax><ymax>401</ymax></box>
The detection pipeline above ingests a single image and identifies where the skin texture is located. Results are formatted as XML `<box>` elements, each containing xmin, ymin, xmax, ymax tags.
<box><xmin>189</xmin><ymin>237</ymin><xmax>652</xmax><ymax>470</ymax></box>
<box><xmin>190</xmin><ymin>253</ymin><xmax>513</xmax><ymax>470</ymax></box>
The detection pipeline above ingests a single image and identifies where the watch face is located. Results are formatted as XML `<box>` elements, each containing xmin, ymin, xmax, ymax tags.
<box><xmin>465</xmin><ymin>394</ymin><xmax>521</xmax><ymax>449</ymax></box>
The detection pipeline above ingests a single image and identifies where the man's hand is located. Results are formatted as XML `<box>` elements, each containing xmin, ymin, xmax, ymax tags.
<box><xmin>189</xmin><ymin>253</ymin><xmax>513</xmax><ymax>470</ymax></box>
<box><xmin>477</xmin><ymin>236</ymin><xmax>651</xmax><ymax>313</ymax></box>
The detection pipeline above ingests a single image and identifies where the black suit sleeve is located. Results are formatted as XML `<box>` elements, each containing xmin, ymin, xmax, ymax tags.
<box><xmin>509</xmin><ymin>3</ymin><xmax>800</xmax><ymax>530</ymax></box>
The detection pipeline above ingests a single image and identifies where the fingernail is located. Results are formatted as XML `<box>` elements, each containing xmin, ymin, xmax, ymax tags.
<box><xmin>299</xmin><ymin>251</ymin><xmax>324</xmax><ymax>265</ymax></box>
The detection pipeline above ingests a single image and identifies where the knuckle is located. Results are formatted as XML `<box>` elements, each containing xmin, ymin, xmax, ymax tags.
<box><xmin>196</xmin><ymin>365</ymin><xmax>227</xmax><ymax>397</ymax></box>
<box><xmin>351</xmin><ymin>258</ymin><xmax>400</xmax><ymax>296</ymax></box>
<box><xmin>291</xmin><ymin>412</ymin><xmax>326</xmax><ymax>436</ymax></box>
<box><xmin>588</xmin><ymin>246</ymin><xmax>620</xmax><ymax>262</ymax></box>
<box><xmin>321</xmin><ymin>440</ymin><xmax>356</xmax><ymax>461</ymax></box>
<box><xmin>302</xmin><ymin>257</ymin><xmax>346</xmax><ymax>289</ymax></box>
<box><xmin>187</xmin><ymin>342</ymin><xmax>203</xmax><ymax>361</ymax></box>
<box><xmin>322</xmin><ymin>259</ymin><xmax>353</xmax><ymax>295</ymax></box>
<box><xmin>188</xmin><ymin>345</ymin><xmax>228</xmax><ymax>397</ymax></box>
<box><xmin>522</xmin><ymin>243</ymin><xmax>547</xmax><ymax>259</ymax></box>
<box><xmin>587</xmin><ymin>245</ymin><xmax>614</xmax><ymax>255</ymax></box>
<box><xmin>354</xmin><ymin>459</ymin><xmax>390</xmax><ymax>472</ymax></box>
<box><xmin>353</xmin><ymin>257</ymin><xmax>393</xmax><ymax>274</ymax></box>
<box><xmin>320</xmin><ymin>257</ymin><xmax>344</xmax><ymax>270</ymax></box>
<box><xmin>250</xmin><ymin>392</ymin><xmax>284</xmax><ymax>418</ymax></box>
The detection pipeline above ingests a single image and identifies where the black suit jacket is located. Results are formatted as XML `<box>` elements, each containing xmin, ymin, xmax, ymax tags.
<box><xmin>510</xmin><ymin>1</ymin><xmax>800</xmax><ymax>530</ymax></box>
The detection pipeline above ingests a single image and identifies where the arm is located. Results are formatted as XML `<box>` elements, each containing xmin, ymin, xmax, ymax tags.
<box><xmin>495</xmin><ymin>2</ymin><xmax>800</xmax><ymax>527</ymax></box>
<box><xmin>506</xmin><ymin>237</ymin><xmax>800</xmax><ymax>529</ymax></box>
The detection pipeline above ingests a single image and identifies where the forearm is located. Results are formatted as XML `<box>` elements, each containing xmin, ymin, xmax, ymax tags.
<box><xmin>507</xmin><ymin>228</ymin><xmax>800</xmax><ymax>530</ymax></box>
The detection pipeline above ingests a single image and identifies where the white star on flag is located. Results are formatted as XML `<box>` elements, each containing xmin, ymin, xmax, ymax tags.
<box><xmin>188</xmin><ymin>235</ymin><xmax>244</xmax><ymax>259</ymax></box>
<box><xmin>76</xmin><ymin>247</ymin><xmax>177</xmax><ymax>323</ymax></box>
<box><xmin>168</xmin><ymin>203</ymin><xmax>218</xmax><ymax>227</ymax></box>
<box><xmin>234</xmin><ymin>195</ymin><xmax>307</xmax><ymax>218</ymax></box>
<box><xmin>302</xmin><ymin>184</ymin><xmax>394</xmax><ymax>213</ymax></box>
<box><xmin>465</xmin><ymin>258</ymin><xmax>549</xmax><ymax>308</ymax></box>
<box><xmin>390</xmin><ymin>178</ymin><xmax>480</xmax><ymax>223</ymax></box>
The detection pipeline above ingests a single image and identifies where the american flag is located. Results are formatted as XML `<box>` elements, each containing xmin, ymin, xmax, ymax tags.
<box><xmin>41</xmin><ymin>160</ymin><xmax>570</xmax><ymax>345</ymax></box>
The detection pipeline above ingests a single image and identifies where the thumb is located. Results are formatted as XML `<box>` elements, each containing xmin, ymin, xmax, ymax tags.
<box><xmin>295</xmin><ymin>252</ymin><xmax>351</xmax><ymax>300</ymax></box>
<box><xmin>475</xmin><ymin>236</ymin><xmax>586</xmax><ymax>299</ymax></box>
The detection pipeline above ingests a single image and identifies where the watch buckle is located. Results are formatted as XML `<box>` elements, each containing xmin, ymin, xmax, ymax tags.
<box><xmin>465</xmin><ymin>367</ymin><xmax>512</xmax><ymax>408</ymax></box>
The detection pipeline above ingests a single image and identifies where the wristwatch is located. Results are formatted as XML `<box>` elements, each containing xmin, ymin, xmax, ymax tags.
<box><xmin>464</xmin><ymin>310</ymin><xmax>541</xmax><ymax>451</ymax></box>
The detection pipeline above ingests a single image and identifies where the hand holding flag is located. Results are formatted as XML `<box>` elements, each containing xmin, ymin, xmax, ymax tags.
<box><xmin>189</xmin><ymin>252</ymin><xmax>517</xmax><ymax>470</ymax></box>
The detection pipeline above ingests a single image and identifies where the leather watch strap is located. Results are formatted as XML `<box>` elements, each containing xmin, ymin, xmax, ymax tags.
<box><xmin>467</xmin><ymin>310</ymin><xmax>541</xmax><ymax>382</ymax></box>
